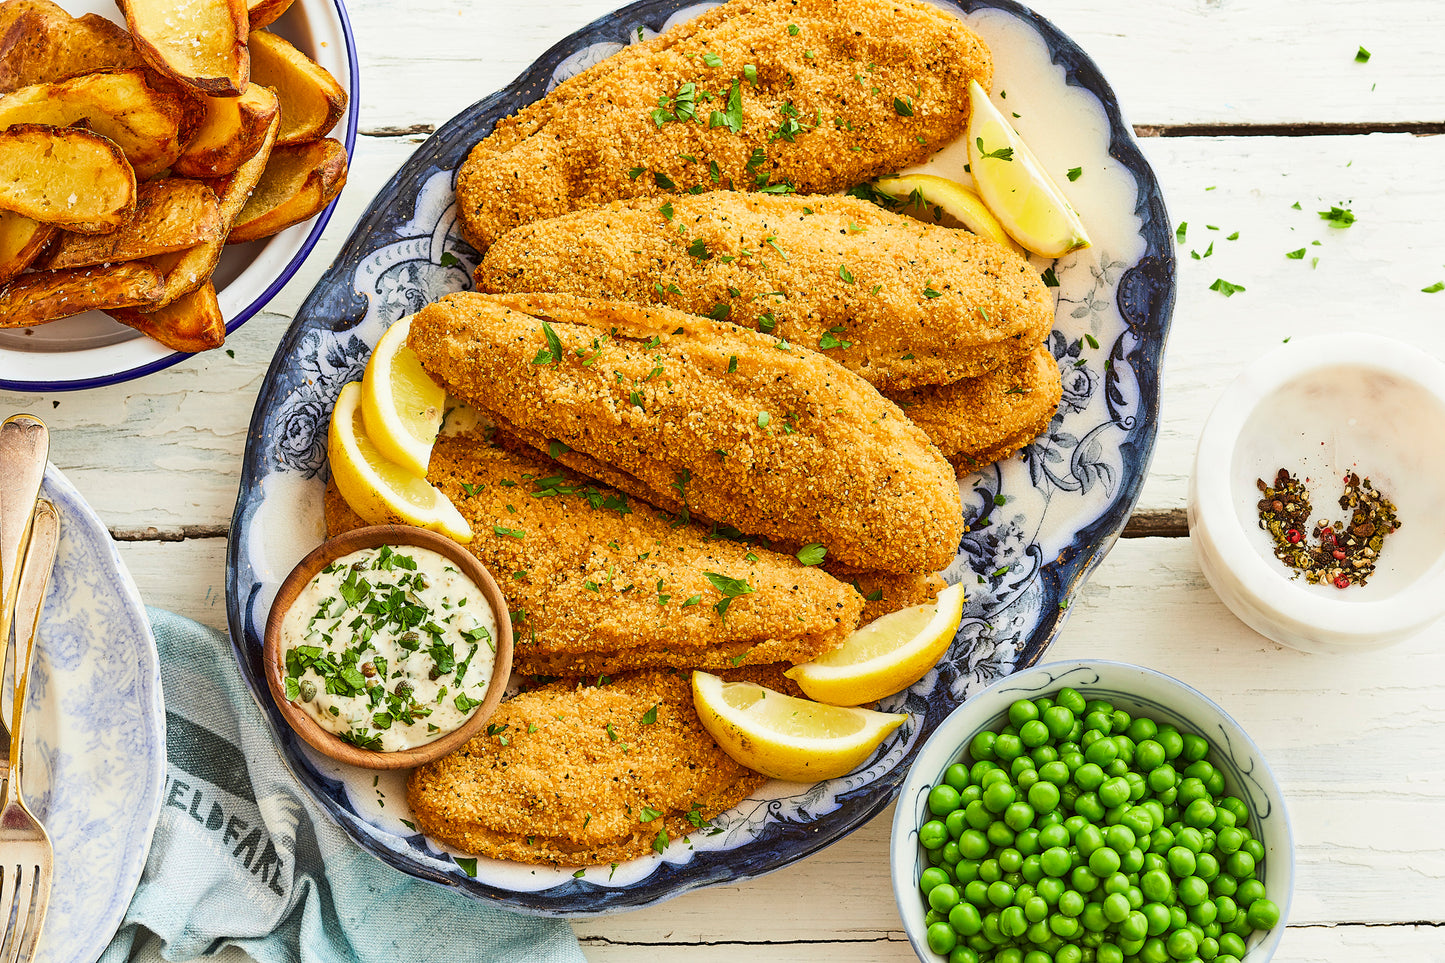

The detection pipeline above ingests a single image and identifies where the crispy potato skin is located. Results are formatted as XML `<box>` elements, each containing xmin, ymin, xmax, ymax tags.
<box><xmin>41</xmin><ymin>179</ymin><xmax>221</xmax><ymax>271</ymax></box>
<box><xmin>0</xmin><ymin>261</ymin><xmax>162</xmax><ymax>326</ymax></box>
<box><xmin>0</xmin><ymin>123</ymin><xmax>135</xmax><ymax>233</ymax></box>
<box><xmin>0</xmin><ymin>209</ymin><xmax>51</xmax><ymax>284</ymax></box>
<box><xmin>248</xmin><ymin>29</ymin><xmax>346</xmax><ymax>145</ymax></box>
<box><xmin>246</xmin><ymin>0</ymin><xmax>295</xmax><ymax>30</ymax></box>
<box><xmin>172</xmin><ymin>83</ymin><xmax>279</xmax><ymax>178</ymax></box>
<box><xmin>109</xmin><ymin>280</ymin><xmax>224</xmax><ymax>352</ymax></box>
<box><xmin>227</xmin><ymin>136</ymin><xmax>347</xmax><ymax>243</ymax></box>
<box><xmin>120</xmin><ymin>0</ymin><xmax>249</xmax><ymax>96</ymax></box>
<box><xmin>0</xmin><ymin>2</ymin><xmax>142</xmax><ymax>93</ymax></box>
<box><xmin>455</xmin><ymin>0</ymin><xmax>992</xmax><ymax>251</ymax></box>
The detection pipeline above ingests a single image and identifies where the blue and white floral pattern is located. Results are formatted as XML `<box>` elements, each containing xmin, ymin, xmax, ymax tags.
<box><xmin>25</xmin><ymin>466</ymin><xmax>165</xmax><ymax>963</ymax></box>
<box><xmin>227</xmin><ymin>0</ymin><xmax>1174</xmax><ymax>916</ymax></box>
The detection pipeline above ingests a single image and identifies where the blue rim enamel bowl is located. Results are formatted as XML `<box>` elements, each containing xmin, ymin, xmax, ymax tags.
<box><xmin>226</xmin><ymin>0</ymin><xmax>1176</xmax><ymax>916</ymax></box>
<box><xmin>891</xmin><ymin>661</ymin><xmax>1293</xmax><ymax>963</ymax></box>
<box><xmin>0</xmin><ymin>0</ymin><xmax>361</xmax><ymax>392</ymax></box>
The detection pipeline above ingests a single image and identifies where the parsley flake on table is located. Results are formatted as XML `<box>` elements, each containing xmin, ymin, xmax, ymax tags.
<box><xmin>1040</xmin><ymin>267</ymin><xmax>1059</xmax><ymax>288</ymax></box>
<box><xmin>1175</xmin><ymin>221</ymin><xmax>1187</xmax><ymax>244</ymax></box>
<box><xmin>1067</xmin><ymin>167</ymin><xmax>1082</xmax><ymax>181</ymax></box>
<box><xmin>1319</xmin><ymin>205</ymin><xmax>1355</xmax><ymax>227</ymax></box>
<box><xmin>1423</xmin><ymin>281</ymin><xmax>1444</xmax><ymax>293</ymax></box>
<box><xmin>1209</xmin><ymin>278</ymin><xmax>1246</xmax><ymax>297</ymax></box>
<box><xmin>1286</xmin><ymin>248</ymin><xmax>1306</xmax><ymax>259</ymax></box>
<box><xmin>1355</xmin><ymin>45</ymin><xmax>1371</xmax><ymax>63</ymax></box>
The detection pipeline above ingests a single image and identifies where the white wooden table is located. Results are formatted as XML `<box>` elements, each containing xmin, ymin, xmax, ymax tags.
<box><xmin>7</xmin><ymin>0</ymin><xmax>1445</xmax><ymax>959</ymax></box>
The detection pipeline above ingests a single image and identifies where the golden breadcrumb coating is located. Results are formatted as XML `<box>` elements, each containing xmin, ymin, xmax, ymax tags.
<box><xmin>407</xmin><ymin>670</ymin><xmax>767</xmax><ymax>865</ymax></box>
<box><xmin>887</xmin><ymin>342</ymin><xmax>1062</xmax><ymax>474</ymax></box>
<box><xmin>475</xmin><ymin>191</ymin><xmax>1052</xmax><ymax>391</ymax></box>
<box><xmin>455</xmin><ymin>0</ymin><xmax>992</xmax><ymax>251</ymax></box>
<box><xmin>324</xmin><ymin>433</ymin><xmax>863</xmax><ymax>677</ymax></box>
<box><xmin>406</xmin><ymin>292</ymin><xmax>965</xmax><ymax>574</ymax></box>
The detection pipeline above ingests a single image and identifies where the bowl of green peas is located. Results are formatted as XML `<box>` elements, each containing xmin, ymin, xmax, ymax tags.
<box><xmin>890</xmin><ymin>661</ymin><xmax>1292</xmax><ymax>963</ymax></box>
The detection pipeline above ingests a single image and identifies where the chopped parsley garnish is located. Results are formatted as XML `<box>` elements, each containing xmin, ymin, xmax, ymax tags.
<box><xmin>703</xmin><ymin>52</ymin><xmax>722</xmax><ymax>67</ymax></box>
<box><xmin>1286</xmin><ymin>248</ymin><xmax>1306</xmax><ymax>259</ymax></box>
<box><xmin>706</xmin><ymin>301</ymin><xmax>731</xmax><ymax>321</ymax></box>
<box><xmin>492</xmin><ymin>525</ymin><xmax>526</xmax><ymax>538</ymax></box>
<box><xmin>455</xmin><ymin>858</ymin><xmax>478</xmax><ymax>877</ymax></box>
<box><xmin>659</xmin><ymin>201</ymin><xmax>674</xmax><ymax>220</ymax></box>
<box><xmin>757</xmin><ymin>312</ymin><xmax>778</xmax><ymax>333</ymax></box>
<box><xmin>1085</xmin><ymin>333</ymin><xmax>1099</xmax><ymax>349</ymax></box>
<box><xmin>548</xmin><ymin>440</ymin><xmax>569</xmax><ymax>458</ymax></box>
<box><xmin>531</xmin><ymin>320</ymin><xmax>564</xmax><ymax>366</ymax></box>
<box><xmin>654</xmin><ymin>171</ymin><xmax>677</xmax><ymax>191</ymax></box>
<box><xmin>652</xmin><ymin>829</ymin><xmax>670</xmax><ymax>853</ymax></box>
<box><xmin>687</xmin><ymin>238</ymin><xmax>711</xmax><ymax>260</ymax></box>
<box><xmin>1355</xmin><ymin>46</ymin><xmax>1371</xmax><ymax>63</ymax></box>
<box><xmin>460</xmin><ymin>482</ymin><xmax>482</xmax><ymax>496</ymax></box>
<box><xmin>1175</xmin><ymin>222</ymin><xmax>1187</xmax><ymax>244</ymax></box>
<box><xmin>1209</xmin><ymin>278</ymin><xmax>1246</xmax><ymax>297</ymax></box>
<box><xmin>709</xmin><ymin>78</ymin><xmax>744</xmax><ymax>133</ymax></box>
<box><xmin>703</xmin><ymin>571</ymin><xmax>755</xmax><ymax>617</ymax></box>
<box><xmin>796</xmin><ymin>543</ymin><xmax>826</xmax><ymax>566</ymax></box>
<box><xmin>838</xmin><ymin>264</ymin><xmax>855</xmax><ymax>284</ymax></box>
<box><xmin>727</xmin><ymin>355</ymin><xmax>738</xmax><ymax>373</ymax></box>
<box><xmin>1040</xmin><ymin>267</ymin><xmax>1059</xmax><ymax>288</ymax></box>
<box><xmin>818</xmin><ymin>331</ymin><xmax>852</xmax><ymax>350</ymax></box>
<box><xmin>975</xmin><ymin>137</ymin><xmax>1014</xmax><ymax>161</ymax></box>
<box><xmin>923</xmin><ymin>285</ymin><xmax>942</xmax><ymax>299</ymax></box>
<box><xmin>438</xmin><ymin>251</ymin><xmax>460</xmax><ymax>267</ymax></box>
<box><xmin>626</xmin><ymin>166</ymin><xmax>645</xmax><ymax>180</ymax></box>
<box><xmin>786</xmin><ymin>23</ymin><xmax>799</xmax><ymax>35</ymax></box>
<box><xmin>1423</xmin><ymin>281</ymin><xmax>1444</xmax><ymax>293</ymax></box>
<box><xmin>744</xmin><ymin>64</ymin><xmax>758</xmax><ymax>85</ymax></box>
<box><xmin>893</xmin><ymin>96</ymin><xmax>913</xmax><ymax>117</ymax></box>
<box><xmin>641</xmin><ymin>705</ymin><xmax>658</xmax><ymax>725</ymax></box>
<box><xmin>1066</xmin><ymin>167</ymin><xmax>1082</xmax><ymax>181</ymax></box>
<box><xmin>1319</xmin><ymin>205</ymin><xmax>1355</xmax><ymax>227</ymax></box>
<box><xmin>757</xmin><ymin>411</ymin><xmax>771</xmax><ymax>428</ymax></box>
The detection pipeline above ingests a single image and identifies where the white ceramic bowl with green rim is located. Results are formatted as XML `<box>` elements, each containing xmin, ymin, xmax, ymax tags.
<box><xmin>890</xmin><ymin>660</ymin><xmax>1292</xmax><ymax>963</ymax></box>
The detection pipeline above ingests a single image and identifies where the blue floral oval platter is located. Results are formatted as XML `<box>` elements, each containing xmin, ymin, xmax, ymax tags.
<box><xmin>226</xmin><ymin>0</ymin><xmax>1175</xmax><ymax>916</ymax></box>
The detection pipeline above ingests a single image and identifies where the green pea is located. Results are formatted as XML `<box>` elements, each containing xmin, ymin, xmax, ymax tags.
<box><xmin>1102</xmin><ymin>891</ymin><xmax>1131</xmax><ymax>923</ymax></box>
<box><xmin>965</xmin><ymin>800</ymin><xmax>992</xmax><ymax>831</ymax></box>
<box><xmin>1099</xmin><ymin>776</ymin><xmax>1131</xmax><ymax>808</ymax></box>
<box><xmin>1198</xmin><ymin>936</ymin><xmax>1219</xmax><ymax>961</ymax></box>
<box><xmin>1242</xmin><ymin>838</ymin><xmax>1264</xmax><ymax>863</ymax></box>
<box><xmin>960</xmin><ymin>784</ymin><xmax>984</xmax><ymax>806</ymax></box>
<box><xmin>1011</xmin><ymin>758</ymin><xmax>1037</xmax><ymax>782</ymax></box>
<box><xmin>1015</xmin><ymin>828</ymin><xmax>1040</xmax><ymax>855</ymax></box>
<box><xmin>1177</xmin><ymin>777</ymin><xmax>1208</xmax><ymax>808</ymax></box>
<box><xmin>1036</xmin><ymin>876</ymin><xmax>1065</xmax><ymax>904</ymax></box>
<box><xmin>1245</xmin><ymin>897</ymin><xmax>1280</xmax><ymax>929</ymax></box>
<box><xmin>1225</xmin><ymin>850</ymin><xmax>1255</xmax><ymax>879</ymax></box>
<box><xmin>1005</xmin><ymin>801</ymin><xmax>1035</xmax><ymax>831</ymax></box>
<box><xmin>1073</xmin><ymin>824</ymin><xmax>1103</xmax><ymax>856</ymax></box>
<box><xmin>1064</xmin><ymin>814</ymin><xmax>1088</xmax><ymax>836</ymax></box>
<box><xmin>1061</xmin><ymin>751</ymin><xmax>1085</xmax><ymax>775</ymax></box>
<box><xmin>986</xmin><ymin>821</ymin><xmax>1015</xmax><ymax>847</ymax></box>
<box><xmin>1104</xmin><ymin>759</ymin><xmax>1130</xmax><ymax>779</ymax></box>
<box><xmin>1049</xmin><ymin>913</ymin><xmax>1081</xmax><ymax>938</ymax></box>
<box><xmin>1040</xmin><ymin>760</ymin><xmax>1070</xmax><ymax>786</ymax></box>
<box><xmin>997</xmin><ymin>848</ymin><xmax>1023</xmax><ymax>873</ymax></box>
<box><xmin>920</xmin><ymin>866</ymin><xmax>950</xmax><ymax>895</ymax></box>
<box><xmin>1001</xmin><ymin>905</ymin><xmax>1028</xmax><ymax>937</ymax></box>
<box><xmin>1220</xmin><ymin>796</ymin><xmax>1249</xmax><ymax>823</ymax></box>
<box><xmin>955</xmin><ymin>859</ymin><xmax>981</xmax><ymax>884</ymax></box>
<box><xmin>1176</xmin><ymin>827</ymin><xmax>1205</xmax><ymax>853</ymax></box>
<box><xmin>926</xmin><ymin>921</ymin><xmax>958</xmax><ymax>955</ymax></box>
<box><xmin>929</xmin><ymin>883</ymin><xmax>962</xmax><ymax>912</ymax></box>
<box><xmin>929</xmin><ymin>784</ymin><xmax>962</xmax><ymax>816</ymax></box>
<box><xmin>1141</xmin><ymin>868</ymin><xmax>1173</xmax><ymax>901</ymax></box>
<box><xmin>994</xmin><ymin>733</ymin><xmax>1025</xmax><ymax>762</ymax></box>
<box><xmin>1056</xmin><ymin>688</ymin><xmax>1087</xmax><ymax>714</ymax></box>
<box><xmin>1128</xmin><ymin>717</ymin><xmax>1158</xmax><ymax>742</ymax></box>
<box><xmin>1194</xmin><ymin>851</ymin><xmax>1219</xmax><ymax>882</ymax></box>
<box><xmin>924</xmin><ymin>909</ymin><xmax>940</xmax><ymax>927</ymax></box>
<box><xmin>948</xmin><ymin>946</ymin><xmax>980</xmax><ymax>963</ymax></box>
<box><xmin>1023</xmin><ymin>895</ymin><xmax>1049</xmax><ymax>923</ymax></box>
<box><xmin>1020</xmin><ymin>854</ymin><xmax>1043</xmax><ymax>883</ymax></box>
<box><xmin>1167</xmin><ymin>846</ymin><xmax>1197</xmax><ymax>878</ymax></box>
<box><xmin>1142</xmin><ymin>901</ymin><xmax>1171</xmax><ymax>935</ymax></box>
<box><xmin>987</xmin><ymin>880</ymin><xmax>1015</xmax><ymax>908</ymax></box>
<box><xmin>1055</xmin><ymin>945</ymin><xmax>1083</xmax><ymax>963</ymax></box>
<box><xmin>1178</xmin><ymin>875</ymin><xmax>1209</xmax><ymax>906</ymax></box>
<box><xmin>1104</xmin><ymin>824</ymin><xmax>1136</xmax><ymax>852</ymax></box>
<box><xmin>1133</xmin><ymin>739</ymin><xmax>1166</xmax><ymax>773</ymax></box>
<box><xmin>970</xmin><ymin>758</ymin><xmax>999</xmax><ymax>783</ymax></box>
<box><xmin>969</xmin><ymin>730</ymin><xmax>997</xmax><ymax>761</ymax></box>
<box><xmin>1165</xmin><ymin>927</ymin><xmax>1198</xmax><ymax>960</ymax></box>
<box><xmin>1148</xmin><ymin>826</ymin><xmax>1175</xmax><ymax>854</ymax></box>
<box><xmin>1211</xmin><ymin>873</ymin><xmax>1237</xmax><ymax>897</ymax></box>
<box><xmin>1030</xmin><ymin>744</ymin><xmax>1058</xmax><ymax>766</ymax></box>
<box><xmin>1184</xmin><ymin>798</ymin><xmax>1216</xmax><ymax>829</ymax></box>
<box><xmin>1181</xmin><ymin>733</ymin><xmax>1209</xmax><ymax>762</ymax></box>
<box><xmin>956</xmin><ymin>828</ymin><xmax>986</xmax><ymax>860</ymax></box>
<box><xmin>1073</xmin><ymin>762</ymin><xmax>1106</xmax><ymax>791</ymax></box>
<box><xmin>920</xmin><ymin>819</ymin><xmax>949</xmax><ymax>850</ymax></box>
<box><xmin>978</xmin><ymin>858</ymin><xmax>1002</xmax><ymax>883</ymax></box>
<box><xmin>1212</xmin><ymin>807</ymin><xmax>1236</xmax><ymax>831</ymax></box>
<box><xmin>981</xmin><ymin>768</ymin><xmax>1010</xmax><ymax>789</ymax></box>
<box><xmin>1169</xmin><ymin>904</ymin><xmax>1188</xmax><ymax>930</ymax></box>
<box><xmin>1009</xmin><ymin>699</ymin><xmax>1040</xmax><ymax>728</ymax></box>
<box><xmin>1023</xmin><ymin>951</ymin><xmax>1051</xmax><ymax>963</ymax></box>
<box><xmin>1070</xmin><ymin>866</ymin><xmax>1099</xmax><ymax>893</ymax></box>
<box><xmin>1028</xmin><ymin>781</ymin><xmax>1061</xmax><ymax>815</ymax></box>
<box><xmin>1120</xmin><ymin>909</ymin><xmax>1149</xmax><ymax>942</ymax></box>
<box><xmin>1217</xmin><ymin>931</ymin><xmax>1246</xmax><ymax>957</ymax></box>
<box><xmin>1038</xmin><ymin>823</ymin><xmax>1070</xmax><ymax>849</ymax></box>
<box><xmin>1084</xmin><ymin>711</ymin><xmax>1113</xmax><ymax>735</ymax></box>
<box><xmin>1019</xmin><ymin>719</ymin><xmax>1051</xmax><ymax>747</ymax></box>
<box><xmin>1154</xmin><ymin>726</ymin><xmax>1183</xmax><ymax>759</ymax></box>
<box><xmin>1089</xmin><ymin>847</ymin><xmax>1122</xmax><ymax>877</ymax></box>
<box><xmin>1041</xmin><ymin>846</ymin><xmax>1072</xmax><ymax>877</ymax></box>
<box><xmin>1080</xmin><ymin>901</ymin><xmax>1109</xmax><ymax>932</ymax></box>
<box><xmin>1147</xmin><ymin>764</ymin><xmax>1177</xmax><ymax>793</ymax></box>
<box><xmin>983</xmin><ymin>781</ymin><xmax>1017</xmax><ymax>813</ymax></box>
<box><xmin>1189</xmin><ymin>896</ymin><xmax>1218</xmax><ymax>927</ymax></box>
<box><xmin>1122</xmin><ymin>806</ymin><xmax>1155</xmax><ymax>836</ymax></box>
<box><xmin>1085</xmin><ymin>737</ymin><xmax>1119</xmax><ymax>767</ymax></box>
<box><xmin>964</xmin><ymin>880</ymin><xmax>989</xmax><ymax>906</ymax></box>
<box><xmin>1140</xmin><ymin>937</ymin><xmax>1169</xmax><ymax>963</ymax></box>
<box><xmin>1074</xmin><ymin>792</ymin><xmax>1106</xmax><ymax>822</ymax></box>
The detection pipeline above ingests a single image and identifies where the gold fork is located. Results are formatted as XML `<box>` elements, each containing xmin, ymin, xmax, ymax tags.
<box><xmin>0</xmin><ymin>500</ymin><xmax>57</xmax><ymax>962</ymax></box>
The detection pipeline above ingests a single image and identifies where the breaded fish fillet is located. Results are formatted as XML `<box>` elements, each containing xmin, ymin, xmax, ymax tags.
<box><xmin>455</xmin><ymin>0</ymin><xmax>991</xmax><ymax>251</ymax></box>
<box><xmin>407</xmin><ymin>293</ymin><xmax>965</xmax><ymax>574</ymax></box>
<box><xmin>475</xmin><ymin>192</ymin><xmax>1053</xmax><ymax>391</ymax></box>
<box><xmin>889</xmin><ymin>342</ymin><xmax>1063</xmax><ymax>474</ymax></box>
<box><xmin>408</xmin><ymin>671</ymin><xmax>767</xmax><ymax>865</ymax></box>
<box><xmin>323</xmin><ymin>433</ymin><xmax>863</xmax><ymax>677</ymax></box>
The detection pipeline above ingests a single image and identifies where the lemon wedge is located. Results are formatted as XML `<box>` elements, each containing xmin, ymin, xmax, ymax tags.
<box><xmin>691</xmin><ymin>671</ymin><xmax>906</xmax><ymax>782</ymax></box>
<box><xmin>966</xmin><ymin>79</ymin><xmax>1090</xmax><ymax>257</ymax></box>
<box><xmin>328</xmin><ymin>381</ymin><xmax>472</xmax><ymax>543</ymax></box>
<box><xmin>873</xmin><ymin>174</ymin><xmax>1026</xmax><ymax>257</ymax></box>
<box><xmin>360</xmin><ymin>315</ymin><xmax>446</xmax><ymax>477</ymax></box>
<box><xmin>785</xmin><ymin>582</ymin><xmax>965</xmax><ymax>706</ymax></box>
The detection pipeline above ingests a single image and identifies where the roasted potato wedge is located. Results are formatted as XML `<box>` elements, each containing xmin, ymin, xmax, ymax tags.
<box><xmin>144</xmin><ymin>112</ymin><xmax>277</xmax><ymax>306</ymax></box>
<box><xmin>0</xmin><ymin>261</ymin><xmax>162</xmax><ymax>326</ymax></box>
<box><xmin>0</xmin><ymin>68</ymin><xmax>189</xmax><ymax>179</ymax></box>
<box><xmin>0</xmin><ymin>209</ymin><xmax>51</xmax><ymax>284</ymax></box>
<box><xmin>0</xmin><ymin>3</ymin><xmax>141</xmax><ymax>92</ymax></box>
<box><xmin>41</xmin><ymin>179</ymin><xmax>220</xmax><ymax>270</ymax></box>
<box><xmin>121</xmin><ymin>0</ymin><xmax>248</xmax><ymax>96</ymax></box>
<box><xmin>0</xmin><ymin>124</ymin><xmax>135</xmax><ymax>233</ymax></box>
<box><xmin>246</xmin><ymin>0</ymin><xmax>295</xmax><ymax>30</ymax></box>
<box><xmin>109</xmin><ymin>279</ymin><xmax>224</xmax><ymax>352</ymax></box>
<box><xmin>172</xmin><ymin>83</ymin><xmax>278</xmax><ymax>178</ymax></box>
<box><xmin>248</xmin><ymin>29</ymin><xmax>345</xmax><ymax>145</ymax></box>
<box><xmin>228</xmin><ymin>137</ymin><xmax>345</xmax><ymax>243</ymax></box>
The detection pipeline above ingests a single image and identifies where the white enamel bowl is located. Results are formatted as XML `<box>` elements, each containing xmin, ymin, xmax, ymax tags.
<box><xmin>1189</xmin><ymin>333</ymin><xmax>1445</xmax><ymax>653</ymax></box>
<box><xmin>890</xmin><ymin>661</ymin><xmax>1292</xmax><ymax>963</ymax></box>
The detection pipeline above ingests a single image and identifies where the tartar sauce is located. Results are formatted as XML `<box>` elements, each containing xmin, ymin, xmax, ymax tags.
<box><xmin>280</xmin><ymin>544</ymin><xmax>497</xmax><ymax>751</ymax></box>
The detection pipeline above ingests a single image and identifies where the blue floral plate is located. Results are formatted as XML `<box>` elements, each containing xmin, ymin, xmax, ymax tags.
<box><xmin>25</xmin><ymin>466</ymin><xmax>165</xmax><ymax>963</ymax></box>
<box><xmin>227</xmin><ymin>0</ymin><xmax>1174</xmax><ymax>916</ymax></box>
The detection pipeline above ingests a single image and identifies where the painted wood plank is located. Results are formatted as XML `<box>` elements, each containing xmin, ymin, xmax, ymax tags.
<box><xmin>116</xmin><ymin>535</ymin><xmax>1445</xmax><ymax>938</ymax></box>
<box><xmin>342</xmin><ymin>0</ymin><xmax>1445</xmax><ymax>132</ymax></box>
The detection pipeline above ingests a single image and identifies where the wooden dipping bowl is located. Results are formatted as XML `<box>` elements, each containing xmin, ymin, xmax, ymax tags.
<box><xmin>263</xmin><ymin>524</ymin><xmax>513</xmax><ymax>770</ymax></box>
